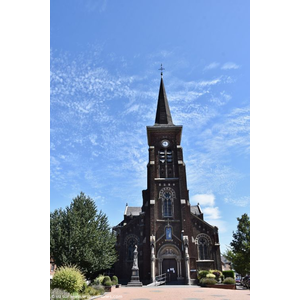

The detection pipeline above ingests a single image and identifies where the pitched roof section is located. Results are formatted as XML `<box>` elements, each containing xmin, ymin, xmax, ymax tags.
<box><xmin>124</xmin><ymin>206</ymin><xmax>142</xmax><ymax>216</ymax></box>
<box><xmin>154</xmin><ymin>77</ymin><xmax>174</xmax><ymax>126</ymax></box>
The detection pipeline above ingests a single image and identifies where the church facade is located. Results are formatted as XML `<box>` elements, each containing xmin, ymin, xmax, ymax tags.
<box><xmin>113</xmin><ymin>74</ymin><xmax>222</xmax><ymax>285</ymax></box>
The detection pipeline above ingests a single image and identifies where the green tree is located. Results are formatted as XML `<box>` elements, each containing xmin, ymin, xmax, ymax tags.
<box><xmin>223</xmin><ymin>213</ymin><xmax>250</xmax><ymax>276</ymax></box>
<box><xmin>50</xmin><ymin>192</ymin><xmax>117</xmax><ymax>279</ymax></box>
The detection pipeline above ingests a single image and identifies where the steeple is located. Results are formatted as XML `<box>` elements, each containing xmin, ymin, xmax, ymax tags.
<box><xmin>154</xmin><ymin>76</ymin><xmax>174</xmax><ymax>126</ymax></box>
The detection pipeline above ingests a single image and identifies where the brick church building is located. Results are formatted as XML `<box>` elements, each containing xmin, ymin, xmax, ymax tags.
<box><xmin>113</xmin><ymin>73</ymin><xmax>222</xmax><ymax>285</ymax></box>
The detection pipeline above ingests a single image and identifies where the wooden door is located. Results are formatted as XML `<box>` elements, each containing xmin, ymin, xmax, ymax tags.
<box><xmin>162</xmin><ymin>259</ymin><xmax>177</xmax><ymax>282</ymax></box>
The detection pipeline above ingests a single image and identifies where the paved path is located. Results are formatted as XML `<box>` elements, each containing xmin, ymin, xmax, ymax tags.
<box><xmin>96</xmin><ymin>285</ymin><xmax>250</xmax><ymax>300</ymax></box>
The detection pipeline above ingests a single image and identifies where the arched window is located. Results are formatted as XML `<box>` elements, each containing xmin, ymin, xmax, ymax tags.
<box><xmin>196</xmin><ymin>234</ymin><xmax>211</xmax><ymax>260</ymax></box>
<box><xmin>159</xmin><ymin>187</ymin><xmax>176</xmax><ymax>218</ymax></box>
<box><xmin>124</xmin><ymin>234</ymin><xmax>139</xmax><ymax>261</ymax></box>
<box><xmin>163</xmin><ymin>198</ymin><xmax>172</xmax><ymax>217</ymax></box>
<box><xmin>159</xmin><ymin>148</ymin><xmax>174</xmax><ymax>178</ymax></box>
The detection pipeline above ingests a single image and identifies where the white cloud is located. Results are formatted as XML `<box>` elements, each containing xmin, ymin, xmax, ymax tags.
<box><xmin>124</xmin><ymin>104</ymin><xmax>140</xmax><ymax>115</ymax></box>
<box><xmin>204</xmin><ymin>62</ymin><xmax>220</xmax><ymax>70</ymax></box>
<box><xmin>190</xmin><ymin>194</ymin><xmax>215</xmax><ymax>206</ymax></box>
<box><xmin>198</xmin><ymin>78</ymin><xmax>221</xmax><ymax>87</ymax></box>
<box><xmin>202</xmin><ymin>206</ymin><xmax>221</xmax><ymax>220</ymax></box>
<box><xmin>224</xmin><ymin>196</ymin><xmax>249</xmax><ymax>207</ymax></box>
<box><xmin>89</xmin><ymin>134</ymin><xmax>98</xmax><ymax>145</ymax></box>
<box><xmin>221</xmin><ymin>62</ymin><xmax>240</xmax><ymax>70</ymax></box>
<box><xmin>205</xmin><ymin>219</ymin><xmax>228</xmax><ymax>233</ymax></box>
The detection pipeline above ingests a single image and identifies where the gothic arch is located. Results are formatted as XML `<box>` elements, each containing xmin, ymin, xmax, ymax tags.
<box><xmin>124</xmin><ymin>234</ymin><xmax>139</xmax><ymax>261</ymax></box>
<box><xmin>157</xmin><ymin>244</ymin><xmax>182</xmax><ymax>278</ymax></box>
<box><xmin>159</xmin><ymin>187</ymin><xmax>176</xmax><ymax>218</ymax></box>
<box><xmin>195</xmin><ymin>233</ymin><xmax>212</xmax><ymax>261</ymax></box>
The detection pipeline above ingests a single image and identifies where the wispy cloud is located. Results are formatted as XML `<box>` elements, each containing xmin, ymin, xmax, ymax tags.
<box><xmin>221</xmin><ymin>62</ymin><xmax>240</xmax><ymax>70</ymax></box>
<box><xmin>190</xmin><ymin>193</ymin><xmax>215</xmax><ymax>206</ymax></box>
<box><xmin>224</xmin><ymin>196</ymin><xmax>249</xmax><ymax>207</ymax></box>
<box><xmin>202</xmin><ymin>206</ymin><xmax>221</xmax><ymax>220</ymax></box>
<box><xmin>51</xmin><ymin>49</ymin><xmax>249</xmax><ymax>219</ymax></box>
<box><xmin>203</xmin><ymin>62</ymin><xmax>240</xmax><ymax>71</ymax></box>
<box><xmin>190</xmin><ymin>193</ymin><xmax>227</xmax><ymax>232</ymax></box>
<box><xmin>204</xmin><ymin>62</ymin><xmax>220</xmax><ymax>70</ymax></box>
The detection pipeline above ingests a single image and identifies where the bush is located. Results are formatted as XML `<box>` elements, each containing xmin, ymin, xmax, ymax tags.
<box><xmin>111</xmin><ymin>275</ymin><xmax>118</xmax><ymax>285</ymax></box>
<box><xmin>93</xmin><ymin>274</ymin><xmax>105</xmax><ymax>285</ymax></box>
<box><xmin>51</xmin><ymin>266</ymin><xmax>85</xmax><ymax>293</ymax></box>
<box><xmin>80</xmin><ymin>282</ymin><xmax>88</xmax><ymax>293</ymax></box>
<box><xmin>91</xmin><ymin>285</ymin><xmax>104</xmax><ymax>294</ymax></box>
<box><xmin>199</xmin><ymin>278</ymin><xmax>217</xmax><ymax>286</ymax></box>
<box><xmin>222</xmin><ymin>270</ymin><xmax>235</xmax><ymax>279</ymax></box>
<box><xmin>86</xmin><ymin>286</ymin><xmax>99</xmax><ymax>296</ymax></box>
<box><xmin>223</xmin><ymin>277</ymin><xmax>236</xmax><ymax>284</ymax></box>
<box><xmin>50</xmin><ymin>288</ymin><xmax>71</xmax><ymax>300</ymax></box>
<box><xmin>102</xmin><ymin>276</ymin><xmax>112</xmax><ymax>286</ymax></box>
<box><xmin>210</xmin><ymin>269</ymin><xmax>223</xmax><ymax>281</ymax></box>
<box><xmin>197</xmin><ymin>270</ymin><xmax>209</xmax><ymax>280</ymax></box>
<box><xmin>206</xmin><ymin>273</ymin><xmax>216</xmax><ymax>278</ymax></box>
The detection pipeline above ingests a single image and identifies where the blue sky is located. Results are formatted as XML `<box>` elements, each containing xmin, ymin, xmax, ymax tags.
<box><xmin>50</xmin><ymin>0</ymin><xmax>250</xmax><ymax>253</ymax></box>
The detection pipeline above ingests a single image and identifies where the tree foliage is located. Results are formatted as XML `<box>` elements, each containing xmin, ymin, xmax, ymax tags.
<box><xmin>50</xmin><ymin>192</ymin><xmax>117</xmax><ymax>278</ymax></box>
<box><xmin>223</xmin><ymin>213</ymin><xmax>250</xmax><ymax>276</ymax></box>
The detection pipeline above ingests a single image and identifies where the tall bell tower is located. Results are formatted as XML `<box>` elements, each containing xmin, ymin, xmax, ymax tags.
<box><xmin>142</xmin><ymin>73</ymin><xmax>193</xmax><ymax>283</ymax></box>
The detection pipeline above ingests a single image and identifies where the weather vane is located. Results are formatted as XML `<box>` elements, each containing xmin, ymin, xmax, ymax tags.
<box><xmin>158</xmin><ymin>64</ymin><xmax>165</xmax><ymax>77</ymax></box>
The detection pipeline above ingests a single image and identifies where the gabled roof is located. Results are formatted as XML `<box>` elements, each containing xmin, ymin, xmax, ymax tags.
<box><xmin>124</xmin><ymin>204</ymin><xmax>142</xmax><ymax>216</ymax></box>
<box><xmin>190</xmin><ymin>203</ymin><xmax>203</xmax><ymax>216</ymax></box>
<box><xmin>154</xmin><ymin>77</ymin><xmax>174</xmax><ymax>126</ymax></box>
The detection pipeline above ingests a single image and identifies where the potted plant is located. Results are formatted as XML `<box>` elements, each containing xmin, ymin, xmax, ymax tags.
<box><xmin>112</xmin><ymin>275</ymin><xmax>120</xmax><ymax>288</ymax></box>
<box><xmin>103</xmin><ymin>276</ymin><xmax>113</xmax><ymax>292</ymax></box>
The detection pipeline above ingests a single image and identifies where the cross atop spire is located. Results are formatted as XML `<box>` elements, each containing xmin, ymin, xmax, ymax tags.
<box><xmin>158</xmin><ymin>64</ymin><xmax>165</xmax><ymax>78</ymax></box>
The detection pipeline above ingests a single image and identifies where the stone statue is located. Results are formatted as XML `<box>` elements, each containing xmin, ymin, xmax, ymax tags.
<box><xmin>128</xmin><ymin>244</ymin><xmax>142</xmax><ymax>286</ymax></box>
<box><xmin>132</xmin><ymin>245</ymin><xmax>138</xmax><ymax>269</ymax></box>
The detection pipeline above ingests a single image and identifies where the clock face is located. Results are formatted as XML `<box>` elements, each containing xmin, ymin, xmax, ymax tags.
<box><xmin>161</xmin><ymin>140</ymin><xmax>169</xmax><ymax>147</ymax></box>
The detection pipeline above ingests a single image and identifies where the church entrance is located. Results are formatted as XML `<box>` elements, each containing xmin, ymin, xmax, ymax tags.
<box><xmin>157</xmin><ymin>244</ymin><xmax>183</xmax><ymax>283</ymax></box>
<box><xmin>162</xmin><ymin>259</ymin><xmax>177</xmax><ymax>282</ymax></box>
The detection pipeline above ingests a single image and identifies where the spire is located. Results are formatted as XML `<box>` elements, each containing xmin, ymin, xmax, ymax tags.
<box><xmin>154</xmin><ymin>75</ymin><xmax>174</xmax><ymax>126</ymax></box>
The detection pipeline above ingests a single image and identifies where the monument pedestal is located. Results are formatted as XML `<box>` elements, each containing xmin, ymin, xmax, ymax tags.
<box><xmin>127</xmin><ymin>268</ymin><xmax>143</xmax><ymax>287</ymax></box>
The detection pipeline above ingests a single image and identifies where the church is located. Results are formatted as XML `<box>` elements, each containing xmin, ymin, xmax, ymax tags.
<box><xmin>113</xmin><ymin>73</ymin><xmax>222</xmax><ymax>285</ymax></box>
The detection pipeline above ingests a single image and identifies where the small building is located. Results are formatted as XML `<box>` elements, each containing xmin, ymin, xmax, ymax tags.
<box><xmin>221</xmin><ymin>255</ymin><xmax>232</xmax><ymax>271</ymax></box>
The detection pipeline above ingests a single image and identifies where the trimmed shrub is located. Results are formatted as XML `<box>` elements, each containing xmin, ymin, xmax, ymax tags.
<box><xmin>222</xmin><ymin>270</ymin><xmax>235</xmax><ymax>279</ymax></box>
<box><xmin>111</xmin><ymin>275</ymin><xmax>118</xmax><ymax>285</ymax></box>
<box><xmin>200</xmin><ymin>278</ymin><xmax>217</xmax><ymax>286</ymax></box>
<box><xmin>210</xmin><ymin>269</ymin><xmax>223</xmax><ymax>281</ymax></box>
<box><xmin>197</xmin><ymin>270</ymin><xmax>209</xmax><ymax>280</ymax></box>
<box><xmin>102</xmin><ymin>276</ymin><xmax>112</xmax><ymax>286</ymax></box>
<box><xmin>223</xmin><ymin>277</ymin><xmax>236</xmax><ymax>284</ymax></box>
<box><xmin>93</xmin><ymin>274</ymin><xmax>105</xmax><ymax>285</ymax></box>
<box><xmin>51</xmin><ymin>266</ymin><xmax>85</xmax><ymax>293</ymax></box>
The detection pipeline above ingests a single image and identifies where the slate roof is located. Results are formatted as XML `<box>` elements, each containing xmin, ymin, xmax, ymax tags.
<box><xmin>190</xmin><ymin>204</ymin><xmax>202</xmax><ymax>216</ymax></box>
<box><xmin>154</xmin><ymin>77</ymin><xmax>174</xmax><ymax>126</ymax></box>
<box><xmin>124</xmin><ymin>205</ymin><xmax>142</xmax><ymax>216</ymax></box>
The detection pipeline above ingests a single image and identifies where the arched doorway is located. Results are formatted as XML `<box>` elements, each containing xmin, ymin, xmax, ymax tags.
<box><xmin>157</xmin><ymin>244</ymin><xmax>183</xmax><ymax>282</ymax></box>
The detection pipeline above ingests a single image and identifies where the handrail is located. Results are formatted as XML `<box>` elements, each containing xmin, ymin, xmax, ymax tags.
<box><xmin>155</xmin><ymin>273</ymin><xmax>166</xmax><ymax>286</ymax></box>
